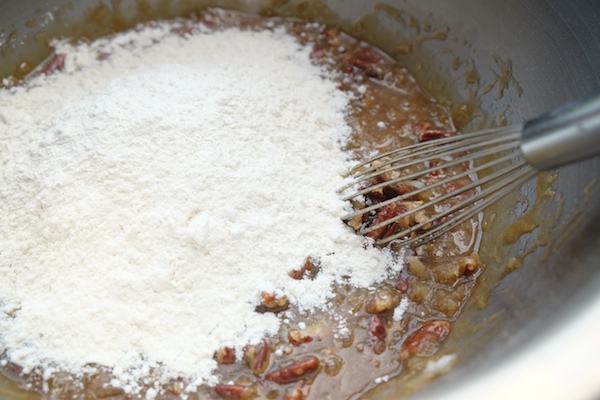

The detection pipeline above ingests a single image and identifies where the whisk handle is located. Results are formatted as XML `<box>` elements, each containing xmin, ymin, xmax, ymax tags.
<box><xmin>521</xmin><ymin>93</ymin><xmax>600</xmax><ymax>170</ymax></box>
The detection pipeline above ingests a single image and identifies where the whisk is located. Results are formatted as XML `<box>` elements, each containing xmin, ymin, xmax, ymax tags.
<box><xmin>341</xmin><ymin>94</ymin><xmax>600</xmax><ymax>248</ymax></box>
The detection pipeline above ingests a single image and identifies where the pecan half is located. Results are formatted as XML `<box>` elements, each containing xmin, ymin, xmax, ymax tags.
<box><xmin>400</xmin><ymin>320</ymin><xmax>450</xmax><ymax>359</ymax></box>
<box><xmin>243</xmin><ymin>339</ymin><xmax>271</xmax><ymax>375</ymax></box>
<box><xmin>265</xmin><ymin>356</ymin><xmax>320</xmax><ymax>384</ymax></box>
<box><xmin>214</xmin><ymin>384</ymin><xmax>257</xmax><ymax>399</ymax></box>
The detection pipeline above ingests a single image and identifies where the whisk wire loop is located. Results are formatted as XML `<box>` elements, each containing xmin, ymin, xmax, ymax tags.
<box><xmin>357</xmin><ymin>158</ymin><xmax>530</xmax><ymax>236</ymax></box>
<box><xmin>377</xmin><ymin>166</ymin><xmax>536</xmax><ymax>246</ymax></box>
<box><xmin>342</xmin><ymin>151</ymin><xmax>517</xmax><ymax>221</ymax></box>
<box><xmin>348</xmin><ymin>126</ymin><xmax>521</xmax><ymax>173</ymax></box>
<box><xmin>384</xmin><ymin>167</ymin><xmax>537</xmax><ymax>247</ymax></box>
<box><xmin>341</xmin><ymin>130</ymin><xmax>521</xmax><ymax>193</ymax></box>
<box><xmin>344</xmin><ymin>94</ymin><xmax>600</xmax><ymax>247</ymax></box>
<box><xmin>342</xmin><ymin>126</ymin><xmax>540</xmax><ymax>247</ymax></box>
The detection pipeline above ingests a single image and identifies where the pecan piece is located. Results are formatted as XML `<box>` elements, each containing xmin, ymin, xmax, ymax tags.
<box><xmin>400</xmin><ymin>320</ymin><xmax>450</xmax><ymax>359</ymax></box>
<box><xmin>428</xmin><ymin>159</ymin><xmax>447</xmax><ymax>177</ymax></box>
<box><xmin>417</xmin><ymin>129</ymin><xmax>455</xmax><ymax>142</ymax></box>
<box><xmin>167</xmin><ymin>380</ymin><xmax>184</xmax><ymax>395</ymax></box>
<box><xmin>214</xmin><ymin>346</ymin><xmax>235</xmax><ymax>365</ymax></box>
<box><xmin>256</xmin><ymin>292</ymin><xmax>289</xmax><ymax>313</ymax></box>
<box><xmin>289</xmin><ymin>258</ymin><xmax>320</xmax><ymax>280</ymax></box>
<box><xmin>375</xmin><ymin>165</ymin><xmax>415</xmax><ymax>195</ymax></box>
<box><xmin>365</xmin><ymin>202</ymin><xmax>407</xmax><ymax>240</ymax></box>
<box><xmin>365</xmin><ymin>286</ymin><xmax>401</xmax><ymax>314</ymax></box>
<box><xmin>285</xmin><ymin>382</ymin><xmax>311</xmax><ymax>400</ymax></box>
<box><xmin>42</xmin><ymin>54</ymin><xmax>65</xmax><ymax>75</ymax></box>
<box><xmin>406</xmin><ymin>255</ymin><xmax>430</xmax><ymax>280</ymax></box>
<box><xmin>431</xmin><ymin>253</ymin><xmax>482</xmax><ymax>285</ymax></box>
<box><xmin>445</xmin><ymin>178</ymin><xmax>468</xmax><ymax>193</ymax></box>
<box><xmin>265</xmin><ymin>356</ymin><xmax>320</xmax><ymax>384</ymax></box>
<box><xmin>243</xmin><ymin>339</ymin><xmax>270</xmax><ymax>375</ymax></box>
<box><xmin>457</xmin><ymin>252</ymin><xmax>481</xmax><ymax>276</ymax></box>
<box><xmin>288</xmin><ymin>330</ymin><xmax>313</xmax><ymax>346</ymax></box>
<box><xmin>367</xmin><ymin>315</ymin><xmax>386</xmax><ymax>341</ymax></box>
<box><xmin>288</xmin><ymin>322</ymin><xmax>325</xmax><ymax>346</ymax></box>
<box><xmin>324</xmin><ymin>27</ymin><xmax>341</xmax><ymax>38</ymax></box>
<box><xmin>214</xmin><ymin>384</ymin><xmax>257</xmax><ymax>399</ymax></box>
<box><xmin>349</xmin><ymin>48</ymin><xmax>385</xmax><ymax>79</ymax></box>
<box><xmin>396</xmin><ymin>274</ymin><xmax>411</xmax><ymax>294</ymax></box>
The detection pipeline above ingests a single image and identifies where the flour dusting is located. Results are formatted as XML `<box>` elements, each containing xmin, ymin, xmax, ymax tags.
<box><xmin>0</xmin><ymin>20</ymin><xmax>399</xmax><ymax>390</ymax></box>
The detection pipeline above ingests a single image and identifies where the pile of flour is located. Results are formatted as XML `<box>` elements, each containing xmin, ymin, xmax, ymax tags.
<box><xmin>0</xmin><ymin>21</ymin><xmax>399</xmax><ymax>391</ymax></box>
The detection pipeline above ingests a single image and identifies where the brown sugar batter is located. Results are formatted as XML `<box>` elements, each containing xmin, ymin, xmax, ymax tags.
<box><xmin>0</xmin><ymin>9</ymin><xmax>482</xmax><ymax>400</ymax></box>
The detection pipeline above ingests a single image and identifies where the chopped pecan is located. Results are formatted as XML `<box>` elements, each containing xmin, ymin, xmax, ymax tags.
<box><xmin>341</xmin><ymin>62</ymin><xmax>354</xmax><ymax>74</ymax></box>
<box><xmin>457</xmin><ymin>252</ymin><xmax>481</xmax><ymax>276</ymax></box>
<box><xmin>367</xmin><ymin>315</ymin><xmax>387</xmax><ymax>354</ymax></box>
<box><xmin>428</xmin><ymin>159</ymin><xmax>447</xmax><ymax>177</ymax></box>
<box><xmin>406</xmin><ymin>255</ymin><xmax>431</xmax><ymax>281</ymax></box>
<box><xmin>324</xmin><ymin>27</ymin><xmax>341</xmax><ymax>38</ymax></box>
<box><xmin>256</xmin><ymin>292</ymin><xmax>289</xmax><ymax>313</ymax></box>
<box><xmin>367</xmin><ymin>315</ymin><xmax>386</xmax><ymax>342</ymax></box>
<box><xmin>134</xmin><ymin>20</ymin><xmax>158</xmax><ymax>31</ymax></box>
<box><xmin>288</xmin><ymin>323</ymin><xmax>326</xmax><ymax>346</ymax></box>
<box><xmin>365</xmin><ymin>202</ymin><xmax>407</xmax><ymax>240</ymax></box>
<box><xmin>243</xmin><ymin>339</ymin><xmax>271</xmax><ymax>375</ymax></box>
<box><xmin>364</xmin><ymin>199</ymin><xmax>427</xmax><ymax>240</ymax></box>
<box><xmin>214</xmin><ymin>384</ymin><xmax>257</xmax><ymax>399</ymax></box>
<box><xmin>396</xmin><ymin>274</ymin><xmax>411</xmax><ymax>294</ymax></box>
<box><xmin>347</xmin><ymin>213</ymin><xmax>363</xmax><ymax>230</ymax></box>
<box><xmin>170</xmin><ymin>25</ymin><xmax>194</xmax><ymax>36</ymax></box>
<box><xmin>432</xmin><ymin>253</ymin><xmax>481</xmax><ymax>285</ymax></box>
<box><xmin>363</xmin><ymin>186</ymin><xmax>388</xmax><ymax>204</ymax></box>
<box><xmin>323</xmin><ymin>27</ymin><xmax>341</xmax><ymax>46</ymax></box>
<box><xmin>349</xmin><ymin>48</ymin><xmax>385</xmax><ymax>79</ymax></box>
<box><xmin>400</xmin><ymin>320</ymin><xmax>450</xmax><ymax>359</ymax></box>
<box><xmin>265</xmin><ymin>356</ymin><xmax>320</xmax><ymax>384</ymax></box>
<box><xmin>214</xmin><ymin>346</ymin><xmax>236</xmax><ymax>365</ymax></box>
<box><xmin>289</xmin><ymin>258</ymin><xmax>320</xmax><ymax>280</ymax></box>
<box><xmin>365</xmin><ymin>286</ymin><xmax>401</xmax><ymax>314</ymax></box>
<box><xmin>417</xmin><ymin>129</ymin><xmax>455</xmax><ymax>142</ymax></box>
<box><xmin>445</xmin><ymin>178</ymin><xmax>472</xmax><ymax>194</ymax></box>
<box><xmin>414</xmin><ymin>209</ymin><xmax>431</xmax><ymax>227</ymax></box>
<box><xmin>351</xmin><ymin>47</ymin><xmax>382</xmax><ymax>64</ymax></box>
<box><xmin>168</xmin><ymin>381</ymin><xmax>184</xmax><ymax>395</ymax></box>
<box><xmin>42</xmin><ymin>54</ymin><xmax>65</xmax><ymax>75</ymax></box>
<box><xmin>285</xmin><ymin>382</ymin><xmax>311</xmax><ymax>400</ymax></box>
<box><xmin>288</xmin><ymin>330</ymin><xmax>313</xmax><ymax>346</ymax></box>
<box><xmin>375</xmin><ymin>164</ymin><xmax>415</xmax><ymax>195</ymax></box>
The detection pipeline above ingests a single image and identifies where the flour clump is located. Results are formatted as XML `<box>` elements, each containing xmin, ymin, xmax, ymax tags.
<box><xmin>0</xmin><ymin>17</ymin><xmax>397</xmax><ymax>392</ymax></box>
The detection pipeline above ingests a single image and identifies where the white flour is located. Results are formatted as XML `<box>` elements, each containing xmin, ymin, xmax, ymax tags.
<box><xmin>0</xmin><ymin>21</ymin><xmax>399</xmax><ymax>391</ymax></box>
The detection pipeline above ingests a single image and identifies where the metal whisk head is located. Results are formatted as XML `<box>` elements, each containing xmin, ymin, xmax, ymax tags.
<box><xmin>340</xmin><ymin>126</ymin><xmax>537</xmax><ymax>248</ymax></box>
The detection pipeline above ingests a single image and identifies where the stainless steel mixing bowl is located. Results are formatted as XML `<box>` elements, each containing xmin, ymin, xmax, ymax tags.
<box><xmin>1</xmin><ymin>0</ymin><xmax>599</xmax><ymax>399</ymax></box>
